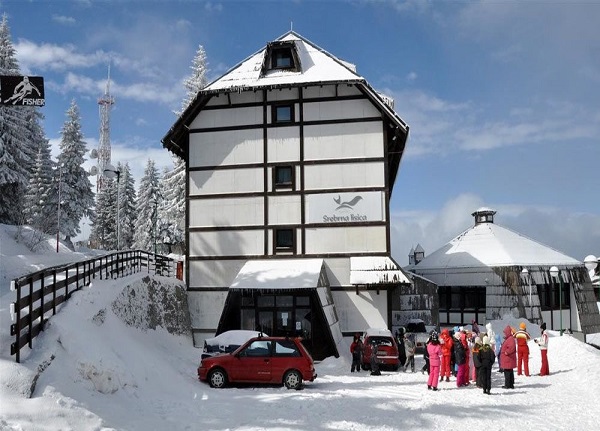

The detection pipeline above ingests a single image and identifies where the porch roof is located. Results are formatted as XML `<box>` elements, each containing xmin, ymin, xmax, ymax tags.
<box><xmin>230</xmin><ymin>259</ymin><xmax>325</xmax><ymax>290</ymax></box>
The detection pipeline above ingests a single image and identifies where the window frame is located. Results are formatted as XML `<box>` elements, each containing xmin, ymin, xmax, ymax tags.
<box><xmin>274</xmin><ymin>228</ymin><xmax>295</xmax><ymax>253</ymax></box>
<box><xmin>273</xmin><ymin>165</ymin><xmax>295</xmax><ymax>190</ymax></box>
<box><xmin>272</xmin><ymin>103</ymin><xmax>294</xmax><ymax>124</ymax></box>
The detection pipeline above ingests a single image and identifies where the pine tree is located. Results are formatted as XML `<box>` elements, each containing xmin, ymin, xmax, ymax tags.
<box><xmin>158</xmin><ymin>155</ymin><xmax>185</xmax><ymax>254</ymax></box>
<box><xmin>176</xmin><ymin>44</ymin><xmax>208</xmax><ymax>115</ymax></box>
<box><xmin>91</xmin><ymin>179</ymin><xmax>115</xmax><ymax>250</ymax></box>
<box><xmin>55</xmin><ymin>100</ymin><xmax>95</xmax><ymax>248</ymax></box>
<box><xmin>23</xmin><ymin>138</ymin><xmax>55</xmax><ymax>233</ymax></box>
<box><xmin>133</xmin><ymin>159</ymin><xmax>161</xmax><ymax>252</ymax></box>
<box><xmin>118</xmin><ymin>162</ymin><xmax>137</xmax><ymax>250</ymax></box>
<box><xmin>0</xmin><ymin>14</ymin><xmax>39</xmax><ymax>223</ymax></box>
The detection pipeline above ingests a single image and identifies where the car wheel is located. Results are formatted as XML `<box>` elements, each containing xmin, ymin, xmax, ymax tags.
<box><xmin>208</xmin><ymin>368</ymin><xmax>227</xmax><ymax>388</ymax></box>
<box><xmin>283</xmin><ymin>370</ymin><xmax>302</xmax><ymax>390</ymax></box>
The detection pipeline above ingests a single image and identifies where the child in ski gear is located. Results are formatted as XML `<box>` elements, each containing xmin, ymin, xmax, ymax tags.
<box><xmin>370</xmin><ymin>342</ymin><xmax>381</xmax><ymax>375</ymax></box>
<box><xmin>515</xmin><ymin>322</ymin><xmax>531</xmax><ymax>376</ymax></box>
<box><xmin>404</xmin><ymin>334</ymin><xmax>416</xmax><ymax>372</ymax></box>
<box><xmin>439</xmin><ymin>329</ymin><xmax>453</xmax><ymax>382</ymax></box>
<box><xmin>396</xmin><ymin>328</ymin><xmax>407</xmax><ymax>368</ymax></box>
<box><xmin>500</xmin><ymin>325</ymin><xmax>517</xmax><ymax>389</ymax></box>
<box><xmin>422</xmin><ymin>334</ymin><xmax>431</xmax><ymax>375</ymax></box>
<box><xmin>535</xmin><ymin>322</ymin><xmax>549</xmax><ymax>376</ymax></box>
<box><xmin>472</xmin><ymin>336</ymin><xmax>482</xmax><ymax>386</ymax></box>
<box><xmin>350</xmin><ymin>333</ymin><xmax>363</xmax><ymax>372</ymax></box>
<box><xmin>453</xmin><ymin>331</ymin><xmax>467</xmax><ymax>387</ymax></box>
<box><xmin>427</xmin><ymin>331</ymin><xmax>442</xmax><ymax>391</ymax></box>
<box><xmin>476</xmin><ymin>335</ymin><xmax>496</xmax><ymax>394</ymax></box>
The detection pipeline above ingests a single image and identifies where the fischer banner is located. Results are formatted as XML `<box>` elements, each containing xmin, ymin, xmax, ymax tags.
<box><xmin>0</xmin><ymin>75</ymin><xmax>45</xmax><ymax>106</ymax></box>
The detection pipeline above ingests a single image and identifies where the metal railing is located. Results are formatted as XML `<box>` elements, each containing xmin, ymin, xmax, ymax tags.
<box><xmin>9</xmin><ymin>250</ymin><xmax>178</xmax><ymax>363</ymax></box>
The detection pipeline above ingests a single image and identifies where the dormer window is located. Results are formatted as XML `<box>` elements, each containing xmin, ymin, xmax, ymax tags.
<box><xmin>273</xmin><ymin>48</ymin><xmax>293</xmax><ymax>68</ymax></box>
<box><xmin>262</xmin><ymin>41</ymin><xmax>301</xmax><ymax>75</ymax></box>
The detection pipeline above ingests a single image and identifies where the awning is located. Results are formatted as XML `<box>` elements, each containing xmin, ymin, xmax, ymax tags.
<box><xmin>350</xmin><ymin>256</ymin><xmax>412</xmax><ymax>285</ymax></box>
<box><xmin>230</xmin><ymin>259</ymin><xmax>326</xmax><ymax>290</ymax></box>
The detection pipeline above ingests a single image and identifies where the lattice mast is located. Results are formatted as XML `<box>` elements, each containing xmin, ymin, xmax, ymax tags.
<box><xmin>97</xmin><ymin>65</ymin><xmax>114</xmax><ymax>191</ymax></box>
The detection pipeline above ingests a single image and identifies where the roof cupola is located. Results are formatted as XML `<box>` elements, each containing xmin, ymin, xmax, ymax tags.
<box><xmin>472</xmin><ymin>207</ymin><xmax>496</xmax><ymax>225</ymax></box>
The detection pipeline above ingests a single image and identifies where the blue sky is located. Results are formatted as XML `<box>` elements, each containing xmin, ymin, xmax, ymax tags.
<box><xmin>2</xmin><ymin>0</ymin><xmax>599</xmax><ymax>263</ymax></box>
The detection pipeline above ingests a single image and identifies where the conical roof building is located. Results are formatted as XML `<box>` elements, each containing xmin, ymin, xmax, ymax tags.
<box><xmin>411</xmin><ymin>208</ymin><xmax>600</xmax><ymax>337</ymax></box>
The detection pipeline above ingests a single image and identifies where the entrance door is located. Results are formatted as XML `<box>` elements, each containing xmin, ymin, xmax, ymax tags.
<box><xmin>275</xmin><ymin>310</ymin><xmax>294</xmax><ymax>336</ymax></box>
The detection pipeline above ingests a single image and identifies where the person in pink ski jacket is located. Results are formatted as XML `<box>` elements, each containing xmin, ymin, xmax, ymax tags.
<box><xmin>500</xmin><ymin>325</ymin><xmax>517</xmax><ymax>389</ymax></box>
<box><xmin>427</xmin><ymin>331</ymin><xmax>442</xmax><ymax>391</ymax></box>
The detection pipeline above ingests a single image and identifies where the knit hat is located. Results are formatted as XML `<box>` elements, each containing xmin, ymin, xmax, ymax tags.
<box><xmin>482</xmin><ymin>335</ymin><xmax>490</xmax><ymax>345</ymax></box>
<box><xmin>474</xmin><ymin>336</ymin><xmax>482</xmax><ymax>345</ymax></box>
<box><xmin>540</xmin><ymin>322</ymin><xmax>546</xmax><ymax>331</ymax></box>
<box><xmin>519</xmin><ymin>322</ymin><xmax>526</xmax><ymax>330</ymax></box>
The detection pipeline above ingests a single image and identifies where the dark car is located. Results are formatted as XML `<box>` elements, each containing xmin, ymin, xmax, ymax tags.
<box><xmin>361</xmin><ymin>328</ymin><xmax>400</xmax><ymax>371</ymax></box>
<box><xmin>197</xmin><ymin>335</ymin><xmax>317</xmax><ymax>390</ymax></box>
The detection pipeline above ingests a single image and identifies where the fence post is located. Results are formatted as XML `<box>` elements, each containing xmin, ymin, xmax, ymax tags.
<box><xmin>28</xmin><ymin>278</ymin><xmax>33</xmax><ymax>349</ymax></box>
<box><xmin>52</xmin><ymin>269</ymin><xmax>57</xmax><ymax>315</ymax></box>
<box><xmin>14</xmin><ymin>282</ymin><xmax>21</xmax><ymax>363</ymax></box>
<box><xmin>40</xmin><ymin>272</ymin><xmax>45</xmax><ymax>330</ymax></box>
<box><xmin>65</xmin><ymin>266</ymin><xmax>69</xmax><ymax>299</ymax></box>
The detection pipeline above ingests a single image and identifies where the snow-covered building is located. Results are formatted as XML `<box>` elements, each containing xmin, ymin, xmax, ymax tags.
<box><xmin>409</xmin><ymin>208</ymin><xmax>600</xmax><ymax>339</ymax></box>
<box><xmin>161</xmin><ymin>31</ymin><xmax>427</xmax><ymax>359</ymax></box>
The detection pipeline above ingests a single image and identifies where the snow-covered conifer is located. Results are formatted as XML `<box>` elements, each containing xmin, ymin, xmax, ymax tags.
<box><xmin>133</xmin><ymin>159</ymin><xmax>161</xmax><ymax>252</ymax></box>
<box><xmin>23</xmin><ymin>138</ymin><xmax>55</xmax><ymax>233</ymax></box>
<box><xmin>0</xmin><ymin>14</ymin><xmax>39</xmax><ymax>223</ymax></box>
<box><xmin>118</xmin><ymin>162</ymin><xmax>137</xmax><ymax>250</ymax></box>
<box><xmin>176</xmin><ymin>44</ymin><xmax>208</xmax><ymax>115</ymax></box>
<box><xmin>158</xmin><ymin>155</ymin><xmax>185</xmax><ymax>253</ymax></box>
<box><xmin>55</xmin><ymin>100</ymin><xmax>95</xmax><ymax>248</ymax></box>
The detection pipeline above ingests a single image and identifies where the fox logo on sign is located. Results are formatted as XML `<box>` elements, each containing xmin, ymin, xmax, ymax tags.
<box><xmin>0</xmin><ymin>75</ymin><xmax>45</xmax><ymax>106</ymax></box>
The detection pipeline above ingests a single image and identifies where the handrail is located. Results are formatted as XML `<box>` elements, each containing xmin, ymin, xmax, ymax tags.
<box><xmin>9</xmin><ymin>250</ymin><xmax>178</xmax><ymax>363</ymax></box>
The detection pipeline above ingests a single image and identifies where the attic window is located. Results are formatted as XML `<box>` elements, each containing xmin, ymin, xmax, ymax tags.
<box><xmin>273</xmin><ymin>48</ymin><xmax>293</xmax><ymax>68</ymax></box>
<box><xmin>263</xmin><ymin>41</ymin><xmax>300</xmax><ymax>74</ymax></box>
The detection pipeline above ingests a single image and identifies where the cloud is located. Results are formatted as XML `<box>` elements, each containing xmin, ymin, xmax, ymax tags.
<box><xmin>14</xmin><ymin>40</ymin><xmax>110</xmax><ymax>72</ymax></box>
<box><xmin>390</xmin><ymin>193</ymin><xmax>600</xmax><ymax>266</ymax></box>
<box><xmin>51</xmin><ymin>15</ymin><xmax>76</xmax><ymax>25</ymax></box>
<box><xmin>388</xmin><ymin>88</ymin><xmax>600</xmax><ymax>157</ymax></box>
<box><xmin>204</xmin><ymin>2</ymin><xmax>223</xmax><ymax>12</ymax></box>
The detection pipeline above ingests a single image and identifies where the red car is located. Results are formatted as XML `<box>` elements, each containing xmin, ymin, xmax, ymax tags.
<box><xmin>361</xmin><ymin>328</ymin><xmax>400</xmax><ymax>371</ymax></box>
<box><xmin>198</xmin><ymin>335</ymin><xmax>317</xmax><ymax>390</ymax></box>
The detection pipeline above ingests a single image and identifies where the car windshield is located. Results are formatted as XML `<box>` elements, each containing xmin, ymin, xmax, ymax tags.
<box><xmin>369</xmin><ymin>336</ymin><xmax>393</xmax><ymax>347</ymax></box>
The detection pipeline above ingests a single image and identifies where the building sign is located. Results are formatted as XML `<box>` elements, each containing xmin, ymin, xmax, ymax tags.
<box><xmin>0</xmin><ymin>76</ymin><xmax>45</xmax><ymax>106</ymax></box>
<box><xmin>306</xmin><ymin>191</ymin><xmax>384</xmax><ymax>224</ymax></box>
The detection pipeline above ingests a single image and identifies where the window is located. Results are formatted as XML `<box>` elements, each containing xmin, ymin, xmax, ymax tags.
<box><xmin>274</xmin><ymin>340</ymin><xmax>300</xmax><ymax>357</ymax></box>
<box><xmin>263</xmin><ymin>42</ymin><xmax>299</xmax><ymax>73</ymax></box>
<box><xmin>274</xmin><ymin>165</ymin><xmax>294</xmax><ymax>190</ymax></box>
<box><xmin>275</xmin><ymin>228</ymin><xmax>294</xmax><ymax>252</ymax></box>
<box><xmin>272</xmin><ymin>48</ymin><xmax>293</xmax><ymax>68</ymax></box>
<box><xmin>272</xmin><ymin>104</ymin><xmax>293</xmax><ymax>123</ymax></box>
<box><xmin>240</xmin><ymin>340</ymin><xmax>271</xmax><ymax>357</ymax></box>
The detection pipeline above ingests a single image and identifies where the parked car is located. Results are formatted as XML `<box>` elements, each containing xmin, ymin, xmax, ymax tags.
<box><xmin>202</xmin><ymin>330</ymin><xmax>266</xmax><ymax>359</ymax></box>
<box><xmin>198</xmin><ymin>335</ymin><xmax>317</xmax><ymax>390</ymax></box>
<box><xmin>361</xmin><ymin>328</ymin><xmax>400</xmax><ymax>371</ymax></box>
<box><xmin>404</xmin><ymin>319</ymin><xmax>436</xmax><ymax>352</ymax></box>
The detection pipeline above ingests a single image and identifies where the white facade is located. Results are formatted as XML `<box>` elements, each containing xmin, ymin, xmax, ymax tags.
<box><xmin>162</xmin><ymin>32</ymin><xmax>412</xmax><ymax>356</ymax></box>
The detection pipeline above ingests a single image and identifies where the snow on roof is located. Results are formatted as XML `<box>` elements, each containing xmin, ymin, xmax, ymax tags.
<box><xmin>350</xmin><ymin>256</ymin><xmax>411</xmax><ymax>284</ymax></box>
<box><xmin>415</xmin><ymin>222</ymin><xmax>582</xmax><ymax>269</ymax></box>
<box><xmin>230</xmin><ymin>259</ymin><xmax>324</xmax><ymax>290</ymax></box>
<box><xmin>204</xmin><ymin>330</ymin><xmax>265</xmax><ymax>348</ymax></box>
<box><xmin>204</xmin><ymin>31</ymin><xmax>363</xmax><ymax>93</ymax></box>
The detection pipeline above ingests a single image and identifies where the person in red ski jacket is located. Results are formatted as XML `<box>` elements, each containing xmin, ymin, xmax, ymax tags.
<box><xmin>514</xmin><ymin>322</ymin><xmax>531</xmax><ymax>376</ymax></box>
<box><xmin>439</xmin><ymin>329</ymin><xmax>453</xmax><ymax>382</ymax></box>
<box><xmin>500</xmin><ymin>325</ymin><xmax>517</xmax><ymax>389</ymax></box>
<box><xmin>350</xmin><ymin>333</ymin><xmax>363</xmax><ymax>372</ymax></box>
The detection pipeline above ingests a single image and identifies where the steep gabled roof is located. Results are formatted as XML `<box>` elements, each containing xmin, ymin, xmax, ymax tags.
<box><xmin>203</xmin><ymin>31</ymin><xmax>363</xmax><ymax>91</ymax></box>
<box><xmin>162</xmin><ymin>31</ymin><xmax>409</xmax><ymax>191</ymax></box>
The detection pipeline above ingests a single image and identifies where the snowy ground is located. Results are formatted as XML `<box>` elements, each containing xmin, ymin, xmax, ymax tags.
<box><xmin>1</xmin><ymin>223</ymin><xmax>600</xmax><ymax>431</ymax></box>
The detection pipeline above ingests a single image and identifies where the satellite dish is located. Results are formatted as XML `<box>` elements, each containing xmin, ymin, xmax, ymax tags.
<box><xmin>89</xmin><ymin>166</ymin><xmax>98</xmax><ymax>176</ymax></box>
<box><xmin>90</xmin><ymin>149</ymin><xmax>98</xmax><ymax>159</ymax></box>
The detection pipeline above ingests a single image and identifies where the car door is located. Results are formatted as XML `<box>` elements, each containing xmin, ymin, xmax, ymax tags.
<box><xmin>231</xmin><ymin>340</ymin><xmax>272</xmax><ymax>382</ymax></box>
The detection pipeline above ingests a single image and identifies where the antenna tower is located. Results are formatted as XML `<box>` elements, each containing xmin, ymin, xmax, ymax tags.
<box><xmin>97</xmin><ymin>64</ymin><xmax>115</xmax><ymax>190</ymax></box>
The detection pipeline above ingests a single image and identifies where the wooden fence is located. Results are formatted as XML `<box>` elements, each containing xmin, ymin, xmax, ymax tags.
<box><xmin>9</xmin><ymin>250</ymin><xmax>179</xmax><ymax>363</ymax></box>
